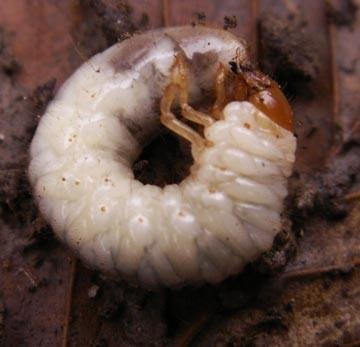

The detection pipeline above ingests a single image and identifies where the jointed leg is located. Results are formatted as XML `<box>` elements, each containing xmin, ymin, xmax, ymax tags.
<box><xmin>212</xmin><ymin>63</ymin><xmax>227</xmax><ymax>120</ymax></box>
<box><xmin>174</xmin><ymin>55</ymin><xmax>215</xmax><ymax>127</ymax></box>
<box><xmin>160</xmin><ymin>54</ymin><xmax>213</xmax><ymax>149</ymax></box>
<box><xmin>181</xmin><ymin>104</ymin><xmax>214</xmax><ymax>127</ymax></box>
<box><xmin>160</xmin><ymin>54</ymin><xmax>244</xmax><ymax>148</ymax></box>
<box><xmin>160</xmin><ymin>82</ymin><xmax>206</xmax><ymax>149</ymax></box>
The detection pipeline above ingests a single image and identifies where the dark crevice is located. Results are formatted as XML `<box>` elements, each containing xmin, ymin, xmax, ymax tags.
<box><xmin>133</xmin><ymin>131</ymin><xmax>193</xmax><ymax>187</ymax></box>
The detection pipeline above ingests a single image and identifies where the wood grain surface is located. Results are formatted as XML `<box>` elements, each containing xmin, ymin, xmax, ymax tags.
<box><xmin>0</xmin><ymin>0</ymin><xmax>359</xmax><ymax>346</ymax></box>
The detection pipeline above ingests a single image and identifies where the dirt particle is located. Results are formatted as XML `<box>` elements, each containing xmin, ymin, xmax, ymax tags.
<box><xmin>1</xmin><ymin>57</ymin><xmax>20</xmax><ymax>76</ymax></box>
<box><xmin>219</xmin><ymin>287</ymin><xmax>248</xmax><ymax>310</ymax></box>
<box><xmin>323</xmin><ymin>277</ymin><xmax>332</xmax><ymax>289</ymax></box>
<box><xmin>284</xmin><ymin>299</ymin><xmax>295</xmax><ymax>313</ymax></box>
<box><xmin>291</xmin><ymin>148</ymin><xmax>360</xmax><ymax>221</ymax></box>
<box><xmin>0</xmin><ymin>27</ymin><xmax>20</xmax><ymax>77</ymax></box>
<box><xmin>21</xmin><ymin>225</ymin><xmax>55</xmax><ymax>255</ymax></box>
<box><xmin>99</xmin><ymin>297</ymin><xmax>125</xmax><ymax>321</ymax></box>
<box><xmin>0</xmin><ymin>298</ymin><xmax>4</xmax><ymax>345</ymax></box>
<box><xmin>257</xmin><ymin>219</ymin><xmax>296</xmax><ymax>274</ymax></box>
<box><xmin>88</xmin><ymin>284</ymin><xmax>100</xmax><ymax>299</ymax></box>
<box><xmin>193</xmin><ymin>12</ymin><xmax>206</xmax><ymax>26</ymax></box>
<box><xmin>139</xmin><ymin>13</ymin><xmax>149</xmax><ymax>29</ymax></box>
<box><xmin>259</xmin><ymin>310</ymin><xmax>288</xmax><ymax>332</ymax></box>
<box><xmin>92</xmin><ymin>336</ymin><xmax>108</xmax><ymax>347</ymax></box>
<box><xmin>86</xmin><ymin>0</ymin><xmax>146</xmax><ymax>45</ymax></box>
<box><xmin>326</xmin><ymin>0</ymin><xmax>358</xmax><ymax>29</ymax></box>
<box><xmin>334</xmin><ymin>319</ymin><xmax>346</xmax><ymax>329</ymax></box>
<box><xmin>223</xmin><ymin>15</ymin><xmax>237</xmax><ymax>30</ymax></box>
<box><xmin>31</xmin><ymin>79</ymin><xmax>56</xmax><ymax>114</ymax></box>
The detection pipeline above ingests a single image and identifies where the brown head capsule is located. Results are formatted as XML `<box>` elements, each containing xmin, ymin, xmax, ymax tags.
<box><xmin>247</xmin><ymin>79</ymin><xmax>294</xmax><ymax>132</ymax></box>
<box><xmin>222</xmin><ymin>50</ymin><xmax>294</xmax><ymax>132</ymax></box>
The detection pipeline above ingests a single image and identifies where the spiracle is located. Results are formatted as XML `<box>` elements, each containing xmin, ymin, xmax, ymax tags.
<box><xmin>29</xmin><ymin>26</ymin><xmax>296</xmax><ymax>288</ymax></box>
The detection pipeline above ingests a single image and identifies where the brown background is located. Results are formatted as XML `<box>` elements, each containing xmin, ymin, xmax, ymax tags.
<box><xmin>0</xmin><ymin>0</ymin><xmax>359</xmax><ymax>346</ymax></box>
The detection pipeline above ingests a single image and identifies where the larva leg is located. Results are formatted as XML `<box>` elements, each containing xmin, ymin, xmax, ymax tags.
<box><xmin>160</xmin><ymin>54</ymin><xmax>213</xmax><ymax>148</ymax></box>
<box><xmin>212</xmin><ymin>63</ymin><xmax>227</xmax><ymax>120</ymax></box>
<box><xmin>181</xmin><ymin>104</ymin><xmax>214</xmax><ymax>127</ymax></box>
<box><xmin>160</xmin><ymin>82</ymin><xmax>207</xmax><ymax>149</ymax></box>
<box><xmin>174</xmin><ymin>54</ymin><xmax>215</xmax><ymax>127</ymax></box>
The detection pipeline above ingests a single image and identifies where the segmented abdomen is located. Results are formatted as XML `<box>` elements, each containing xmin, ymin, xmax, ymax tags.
<box><xmin>30</xmin><ymin>99</ymin><xmax>295</xmax><ymax>288</ymax></box>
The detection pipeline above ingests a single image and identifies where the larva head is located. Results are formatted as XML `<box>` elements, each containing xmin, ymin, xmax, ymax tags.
<box><xmin>248</xmin><ymin>81</ymin><xmax>294</xmax><ymax>132</ymax></box>
<box><xmin>226</xmin><ymin>61</ymin><xmax>294</xmax><ymax>132</ymax></box>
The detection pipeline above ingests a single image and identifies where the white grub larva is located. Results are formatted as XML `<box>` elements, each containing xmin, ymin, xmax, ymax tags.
<box><xmin>29</xmin><ymin>26</ymin><xmax>296</xmax><ymax>288</ymax></box>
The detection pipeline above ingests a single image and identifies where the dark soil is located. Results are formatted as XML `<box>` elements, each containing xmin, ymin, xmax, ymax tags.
<box><xmin>258</xmin><ymin>13</ymin><xmax>319</xmax><ymax>97</ymax></box>
<box><xmin>0</xmin><ymin>27</ymin><xmax>19</xmax><ymax>76</ymax></box>
<box><xmin>133</xmin><ymin>133</ymin><xmax>193</xmax><ymax>186</ymax></box>
<box><xmin>223</xmin><ymin>15</ymin><xmax>237</xmax><ymax>30</ymax></box>
<box><xmin>0</xmin><ymin>298</ymin><xmax>4</xmax><ymax>346</ymax></box>
<box><xmin>326</xmin><ymin>0</ymin><xmax>359</xmax><ymax>29</ymax></box>
<box><xmin>291</xmin><ymin>147</ymin><xmax>360</xmax><ymax>222</ymax></box>
<box><xmin>86</xmin><ymin>0</ymin><xmax>149</xmax><ymax>45</ymax></box>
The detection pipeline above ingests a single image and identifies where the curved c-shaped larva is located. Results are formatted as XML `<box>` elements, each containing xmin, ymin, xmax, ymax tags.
<box><xmin>29</xmin><ymin>26</ymin><xmax>296</xmax><ymax>288</ymax></box>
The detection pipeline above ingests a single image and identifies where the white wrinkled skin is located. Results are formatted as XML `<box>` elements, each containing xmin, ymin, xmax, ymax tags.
<box><xmin>29</xmin><ymin>26</ymin><xmax>296</xmax><ymax>288</ymax></box>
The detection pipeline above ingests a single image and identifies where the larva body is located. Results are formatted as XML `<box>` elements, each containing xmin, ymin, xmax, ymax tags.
<box><xmin>29</xmin><ymin>26</ymin><xmax>296</xmax><ymax>288</ymax></box>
